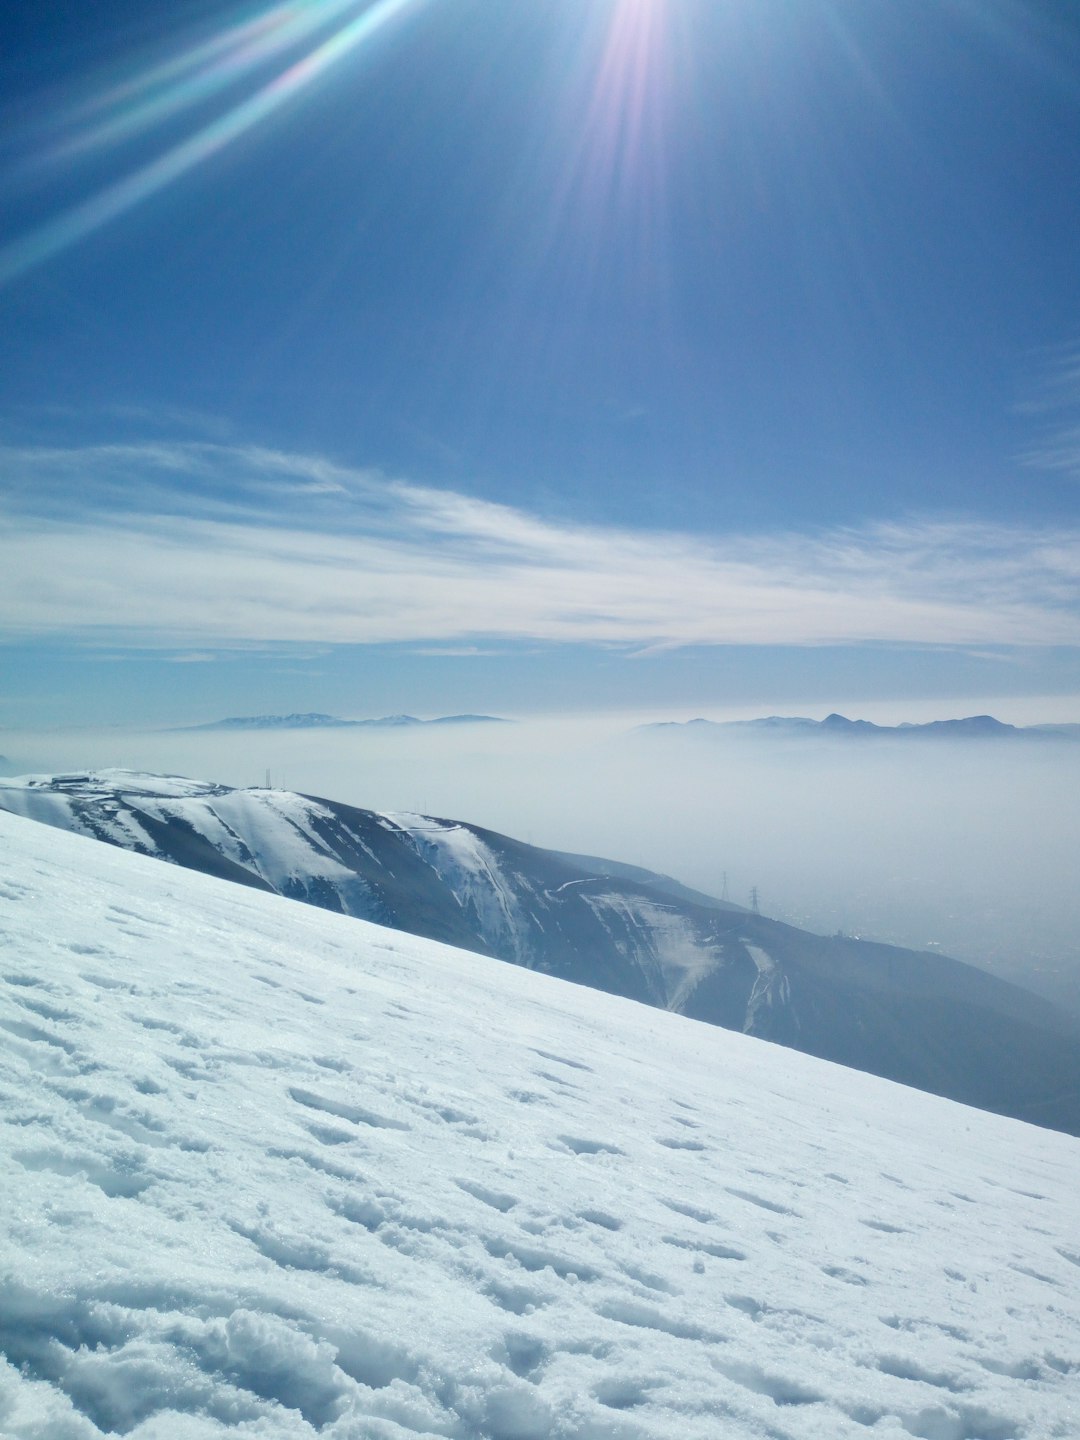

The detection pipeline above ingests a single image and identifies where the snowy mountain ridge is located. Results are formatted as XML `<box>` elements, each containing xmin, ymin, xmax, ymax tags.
<box><xmin>1</xmin><ymin>806</ymin><xmax>1078</xmax><ymax>1440</ymax></box>
<box><xmin>3</xmin><ymin>770</ymin><xmax>1080</xmax><ymax>1138</ymax></box>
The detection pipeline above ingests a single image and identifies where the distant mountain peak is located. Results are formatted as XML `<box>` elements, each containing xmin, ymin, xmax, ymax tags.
<box><xmin>183</xmin><ymin>712</ymin><xmax>354</xmax><ymax>731</ymax></box>
<box><xmin>182</xmin><ymin>712</ymin><xmax>508</xmax><ymax>731</ymax></box>
<box><xmin>635</xmin><ymin>713</ymin><xmax>1068</xmax><ymax>741</ymax></box>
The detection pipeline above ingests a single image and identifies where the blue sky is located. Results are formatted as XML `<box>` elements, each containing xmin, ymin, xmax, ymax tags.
<box><xmin>1</xmin><ymin>0</ymin><xmax>1079</xmax><ymax>727</ymax></box>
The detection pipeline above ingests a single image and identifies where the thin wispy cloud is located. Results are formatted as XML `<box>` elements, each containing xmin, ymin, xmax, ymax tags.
<box><xmin>1</xmin><ymin>441</ymin><xmax>1078</xmax><ymax>653</ymax></box>
<box><xmin>1018</xmin><ymin>343</ymin><xmax>1080</xmax><ymax>480</ymax></box>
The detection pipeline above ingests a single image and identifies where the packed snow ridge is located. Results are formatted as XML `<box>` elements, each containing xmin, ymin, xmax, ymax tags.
<box><xmin>1</xmin><ymin>810</ymin><xmax>1078</xmax><ymax>1440</ymax></box>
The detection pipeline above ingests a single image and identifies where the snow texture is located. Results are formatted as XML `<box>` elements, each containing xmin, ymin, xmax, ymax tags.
<box><xmin>0</xmin><ymin>774</ymin><xmax>355</xmax><ymax>893</ymax></box>
<box><xmin>1</xmin><ymin>808</ymin><xmax>1078</xmax><ymax>1440</ymax></box>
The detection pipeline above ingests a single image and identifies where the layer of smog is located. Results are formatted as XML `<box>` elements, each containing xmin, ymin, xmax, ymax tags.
<box><xmin>4</xmin><ymin>714</ymin><xmax>1078</xmax><ymax>1014</ymax></box>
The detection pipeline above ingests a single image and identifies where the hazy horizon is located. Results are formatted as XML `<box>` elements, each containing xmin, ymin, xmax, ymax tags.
<box><xmin>4</xmin><ymin>709</ymin><xmax>1079</xmax><ymax>1015</ymax></box>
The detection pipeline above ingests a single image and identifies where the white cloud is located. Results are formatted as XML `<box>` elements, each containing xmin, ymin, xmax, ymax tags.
<box><xmin>1</xmin><ymin>441</ymin><xmax>1078</xmax><ymax>652</ymax></box>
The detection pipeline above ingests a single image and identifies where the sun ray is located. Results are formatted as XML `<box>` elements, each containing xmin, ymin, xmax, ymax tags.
<box><xmin>0</xmin><ymin>0</ymin><xmax>426</xmax><ymax>287</ymax></box>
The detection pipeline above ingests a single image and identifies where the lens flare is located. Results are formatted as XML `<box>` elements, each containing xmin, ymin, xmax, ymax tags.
<box><xmin>0</xmin><ymin>0</ymin><xmax>425</xmax><ymax>287</ymax></box>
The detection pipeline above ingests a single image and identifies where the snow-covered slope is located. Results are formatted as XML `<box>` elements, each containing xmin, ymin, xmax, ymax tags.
<box><xmin>4</xmin><ymin>770</ymin><xmax>1080</xmax><ymax>1140</ymax></box>
<box><xmin>1</xmin><ymin>808</ymin><xmax>1079</xmax><ymax>1440</ymax></box>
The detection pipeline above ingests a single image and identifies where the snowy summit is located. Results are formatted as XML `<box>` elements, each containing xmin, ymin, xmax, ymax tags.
<box><xmin>1</xmin><ymin>808</ymin><xmax>1078</xmax><ymax>1440</ymax></box>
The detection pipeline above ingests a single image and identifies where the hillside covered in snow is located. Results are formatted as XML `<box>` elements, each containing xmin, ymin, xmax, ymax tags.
<box><xmin>3</xmin><ymin>770</ymin><xmax>1080</xmax><ymax>1138</ymax></box>
<box><xmin>1</xmin><ymin>807</ymin><xmax>1079</xmax><ymax>1440</ymax></box>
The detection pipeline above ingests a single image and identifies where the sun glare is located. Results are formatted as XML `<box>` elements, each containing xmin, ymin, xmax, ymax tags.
<box><xmin>0</xmin><ymin>0</ymin><xmax>426</xmax><ymax>287</ymax></box>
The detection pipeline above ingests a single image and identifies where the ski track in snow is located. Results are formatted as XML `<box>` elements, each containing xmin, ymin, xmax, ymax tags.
<box><xmin>0</xmin><ymin>809</ymin><xmax>1079</xmax><ymax>1440</ymax></box>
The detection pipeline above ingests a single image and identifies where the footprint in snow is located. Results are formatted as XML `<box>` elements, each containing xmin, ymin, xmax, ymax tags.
<box><xmin>557</xmin><ymin>1135</ymin><xmax>624</xmax><ymax>1157</ymax></box>
<box><xmin>725</xmin><ymin>1187</ymin><xmax>798</xmax><ymax>1216</ymax></box>
<box><xmin>0</xmin><ymin>1016</ymin><xmax>77</xmax><ymax>1053</ymax></box>
<box><xmin>289</xmin><ymin>1086</ymin><xmax>410</xmax><ymax>1132</ymax></box>
<box><xmin>822</xmin><ymin>1264</ymin><xmax>869</xmax><ymax>1286</ymax></box>
<box><xmin>578</xmin><ymin>1208</ymin><xmax>623</xmax><ymax>1231</ymax></box>
<box><xmin>15</xmin><ymin>994</ymin><xmax>76</xmax><ymax>1023</ymax></box>
<box><xmin>530</xmin><ymin>1048</ymin><xmax>594</xmax><ymax>1073</ymax></box>
<box><xmin>535</xmin><ymin>1070</ymin><xmax>581</xmax><ymax>1091</ymax></box>
<box><xmin>82</xmin><ymin>972</ymin><xmax>137</xmax><ymax>992</ymax></box>
<box><xmin>660</xmin><ymin>1198</ymin><xmax>715</xmax><ymax>1224</ymax></box>
<box><xmin>621</xmin><ymin>1261</ymin><xmax>678</xmax><ymax>1295</ymax></box>
<box><xmin>594</xmin><ymin>1377</ymin><xmax>651</xmax><ymax>1411</ymax></box>
<box><xmin>874</xmin><ymin>1355</ymin><xmax>971</xmax><ymax>1393</ymax></box>
<box><xmin>597</xmin><ymin>1298</ymin><xmax>723</xmax><ymax>1344</ymax></box>
<box><xmin>663</xmin><ymin>1234</ymin><xmax>745</xmax><ymax>1262</ymax></box>
<box><xmin>455</xmin><ymin>1178</ymin><xmax>518</xmax><ymax>1213</ymax></box>
<box><xmin>712</xmin><ymin>1358</ymin><xmax>824</xmax><ymax>1408</ymax></box>
<box><xmin>14</xmin><ymin>1147</ymin><xmax>153</xmax><ymax>1198</ymax></box>
<box><xmin>482</xmin><ymin>1278</ymin><xmax>548</xmax><ymax>1316</ymax></box>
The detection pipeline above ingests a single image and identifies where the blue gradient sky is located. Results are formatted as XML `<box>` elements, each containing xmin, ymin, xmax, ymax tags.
<box><xmin>2</xmin><ymin>0</ymin><xmax>1079</xmax><ymax>726</ymax></box>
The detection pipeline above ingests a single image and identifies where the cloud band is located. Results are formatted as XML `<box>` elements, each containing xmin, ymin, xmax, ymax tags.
<box><xmin>2</xmin><ymin>441</ymin><xmax>1078</xmax><ymax>653</ymax></box>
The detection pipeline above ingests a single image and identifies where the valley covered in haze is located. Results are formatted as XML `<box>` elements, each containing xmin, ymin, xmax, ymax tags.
<box><xmin>4</xmin><ymin>709</ymin><xmax>1079</xmax><ymax>1015</ymax></box>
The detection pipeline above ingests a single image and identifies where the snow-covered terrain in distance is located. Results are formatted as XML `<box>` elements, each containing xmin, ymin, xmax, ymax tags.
<box><xmin>6</xmin><ymin>770</ymin><xmax>1080</xmax><ymax>1141</ymax></box>
<box><xmin>4</xmin><ymin>770</ymin><xmax>1080</xmax><ymax>1140</ymax></box>
<box><xmin>1</xmin><ymin>809</ymin><xmax>1079</xmax><ymax>1440</ymax></box>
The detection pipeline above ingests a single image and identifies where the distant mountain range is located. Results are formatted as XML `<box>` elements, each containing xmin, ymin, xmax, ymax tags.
<box><xmin>180</xmin><ymin>712</ymin><xmax>509</xmax><ymax>731</ymax></box>
<box><xmin>637</xmin><ymin>712</ymin><xmax>1080</xmax><ymax>740</ymax></box>
<box><xmin>4</xmin><ymin>769</ymin><xmax>1079</xmax><ymax>1138</ymax></box>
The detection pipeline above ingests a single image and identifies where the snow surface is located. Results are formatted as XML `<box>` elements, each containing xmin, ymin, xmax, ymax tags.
<box><xmin>1</xmin><ymin>809</ymin><xmax>1078</xmax><ymax>1440</ymax></box>
<box><xmin>0</xmin><ymin>773</ymin><xmax>358</xmax><ymax>894</ymax></box>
